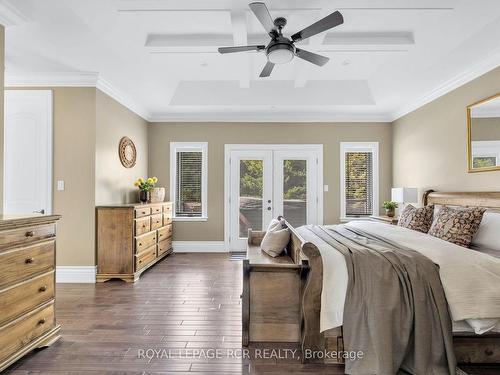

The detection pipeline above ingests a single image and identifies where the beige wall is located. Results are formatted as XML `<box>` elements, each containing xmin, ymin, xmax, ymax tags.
<box><xmin>52</xmin><ymin>88</ymin><xmax>96</xmax><ymax>266</ymax></box>
<box><xmin>393</xmin><ymin>66</ymin><xmax>500</xmax><ymax>198</ymax></box>
<box><xmin>95</xmin><ymin>89</ymin><xmax>148</xmax><ymax>205</ymax></box>
<box><xmin>0</xmin><ymin>26</ymin><xmax>4</xmax><ymax>214</ymax></box>
<box><xmin>148</xmin><ymin>122</ymin><xmax>393</xmax><ymax>241</ymax></box>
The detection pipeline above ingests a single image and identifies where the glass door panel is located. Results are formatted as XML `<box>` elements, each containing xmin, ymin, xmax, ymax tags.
<box><xmin>229</xmin><ymin>150</ymin><xmax>273</xmax><ymax>251</ymax></box>
<box><xmin>239</xmin><ymin>160</ymin><xmax>263</xmax><ymax>237</ymax></box>
<box><xmin>282</xmin><ymin>160</ymin><xmax>307</xmax><ymax>227</ymax></box>
<box><xmin>273</xmin><ymin>150</ymin><xmax>318</xmax><ymax>227</ymax></box>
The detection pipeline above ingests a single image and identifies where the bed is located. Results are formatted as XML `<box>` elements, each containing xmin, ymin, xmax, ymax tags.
<box><xmin>281</xmin><ymin>190</ymin><xmax>500</xmax><ymax>367</ymax></box>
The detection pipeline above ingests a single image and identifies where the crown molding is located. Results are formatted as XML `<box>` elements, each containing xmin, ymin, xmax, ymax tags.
<box><xmin>5</xmin><ymin>71</ymin><xmax>151</xmax><ymax>121</ymax></box>
<box><xmin>0</xmin><ymin>0</ymin><xmax>30</xmax><ymax>26</ymax></box>
<box><xmin>96</xmin><ymin>78</ymin><xmax>150</xmax><ymax>121</ymax></box>
<box><xmin>148</xmin><ymin>111</ymin><xmax>393</xmax><ymax>123</ymax></box>
<box><xmin>5</xmin><ymin>71</ymin><xmax>99</xmax><ymax>87</ymax></box>
<box><xmin>391</xmin><ymin>48</ymin><xmax>500</xmax><ymax>121</ymax></box>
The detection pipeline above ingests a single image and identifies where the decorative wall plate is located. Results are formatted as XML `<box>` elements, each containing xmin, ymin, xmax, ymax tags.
<box><xmin>118</xmin><ymin>136</ymin><xmax>137</xmax><ymax>168</ymax></box>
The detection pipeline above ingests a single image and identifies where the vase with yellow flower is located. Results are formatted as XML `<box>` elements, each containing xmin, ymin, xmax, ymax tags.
<box><xmin>134</xmin><ymin>177</ymin><xmax>158</xmax><ymax>203</ymax></box>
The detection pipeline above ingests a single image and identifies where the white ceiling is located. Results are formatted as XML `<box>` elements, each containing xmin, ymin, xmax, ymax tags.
<box><xmin>2</xmin><ymin>0</ymin><xmax>500</xmax><ymax>122</ymax></box>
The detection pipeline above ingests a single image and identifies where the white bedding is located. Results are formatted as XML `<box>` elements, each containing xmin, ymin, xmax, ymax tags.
<box><xmin>297</xmin><ymin>221</ymin><xmax>500</xmax><ymax>334</ymax></box>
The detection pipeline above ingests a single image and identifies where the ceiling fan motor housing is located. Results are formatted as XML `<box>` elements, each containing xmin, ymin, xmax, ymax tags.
<box><xmin>266</xmin><ymin>36</ymin><xmax>295</xmax><ymax>64</ymax></box>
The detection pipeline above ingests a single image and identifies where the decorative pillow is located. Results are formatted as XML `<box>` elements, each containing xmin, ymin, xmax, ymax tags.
<box><xmin>428</xmin><ymin>206</ymin><xmax>486</xmax><ymax>248</ymax></box>
<box><xmin>260</xmin><ymin>218</ymin><xmax>290</xmax><ymax>257</ymax></box>
<box><xmin>398</xmin><ymin>204</ymin><xmax>434</xmax><ymax>233</ymax></box>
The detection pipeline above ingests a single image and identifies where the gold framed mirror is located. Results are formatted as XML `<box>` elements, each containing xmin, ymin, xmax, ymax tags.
<box><xmin>467</xmin><ymin>93</ymin><xmax>500</xmax><ymax>173</ymax></box>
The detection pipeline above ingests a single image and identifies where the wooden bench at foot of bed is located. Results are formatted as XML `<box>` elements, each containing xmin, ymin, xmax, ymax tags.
<box><xmin>242</xmin><ymin>229</ymin><xmax>308</xmax><ymax>346</ymax></box>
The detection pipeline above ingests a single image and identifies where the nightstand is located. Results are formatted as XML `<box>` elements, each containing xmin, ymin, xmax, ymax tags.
<box><xmin>369</xmin><ymin>215</ymin><xmax>399</xmax><ymax>225</ymax></box>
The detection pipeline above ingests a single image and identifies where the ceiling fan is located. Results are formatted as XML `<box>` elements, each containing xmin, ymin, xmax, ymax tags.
<box><xmin>218</xmin><ymin>2</ymin><xmax>344</xmax><ymax>77</ymax></box>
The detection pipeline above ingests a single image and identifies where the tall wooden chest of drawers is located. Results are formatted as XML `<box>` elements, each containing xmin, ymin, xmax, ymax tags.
<box><xmin>96</xmin><ymin>202</ymin><xmax>173</xmax><ymax>282</ymax></box>
<box><xmin>0</xmin><ymin>214</ymin><xmax>62</xmax><ymax>372</ymax></box>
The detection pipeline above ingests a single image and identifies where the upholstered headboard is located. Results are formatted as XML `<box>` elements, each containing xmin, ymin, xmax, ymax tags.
<box><xmin>423</xmin><ymin>190</ymin><xmax>500</xmax><ymax>210</ymax></box>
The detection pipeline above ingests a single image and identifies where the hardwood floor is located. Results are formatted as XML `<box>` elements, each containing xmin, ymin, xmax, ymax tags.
<box><xmin>2</xmin><ymin>253</ymin><xmax>498</xmax><ymax>374</ymax></box>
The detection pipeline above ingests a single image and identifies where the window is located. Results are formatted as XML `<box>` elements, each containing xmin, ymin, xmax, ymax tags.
<box><xmin>340</xmin><ymin>142</ymin><xmax>379</xmax><ymax>220</ymax></box>
<box><xmin>170</xmin><ymin>142</ymin><xmax>208</xmax><ymax>221</ymax></box>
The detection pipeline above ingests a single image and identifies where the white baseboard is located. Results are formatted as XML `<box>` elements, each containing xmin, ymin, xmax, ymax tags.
<box><xmin>56</xmin><ymin>266</ymin><xmax>96</xmax><ymax>283</ymax></box>
<box><xmin>172</xmin><ymin>241</ymin><xmax>227</xmax><ymax>253</ymax></box>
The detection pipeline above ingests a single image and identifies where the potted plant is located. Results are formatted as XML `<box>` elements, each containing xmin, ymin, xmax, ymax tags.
<box><xmin>134</xmin><ymin>177</ymin><xmax>158</xmax><ymax>203</ymax></box>
<box><xmin>383</xmin><ymin>201</ymin><xmax>398</xmax><ymax>217</ymax></box>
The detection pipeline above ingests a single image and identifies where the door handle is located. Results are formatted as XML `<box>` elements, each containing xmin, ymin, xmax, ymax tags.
<box><xmin>33</xmin><ymin>209</ymin><xmax>45</xmax><ymax>214</ymax></box>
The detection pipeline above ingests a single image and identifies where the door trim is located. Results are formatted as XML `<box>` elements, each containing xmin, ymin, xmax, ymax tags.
<box><xmin>4</xmin><ymin>90</ymin><xmax>53</xmax><ymax>214</ymax></box>
<box><xmin>224</xmin><ymin>144</ymin><xmax>323</xmax><ymax>252</ymax></box>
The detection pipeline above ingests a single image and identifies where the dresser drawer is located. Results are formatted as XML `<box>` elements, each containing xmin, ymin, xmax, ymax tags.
<box><xmin>0</xmin><ymin>224</ymin><xmax>55</xmax><ymax>249</ymax></box>
<box><xmin>151</xmin><ymin>205</ymin><xmax>162</xmax><ymax>215</ymax></box>
<box><xmin>150</xmin><ymin>214</ymin><xmax>163</xmax><ymax>230</ymax></box>
<box><xmin>157</xmin><ymin>238</ymin><xmax>172</xmax><ymax>257</ymax></box>
<box><xmin>136</xmin><ymin>246</ymin><xmax>156</xmax><ymax>271</ymax></box>
<box><xmin>163</xmin><ymin>203</ymin><xmax>173</xmax><ymax>214</ymax></box>
<box><xmin>134</xmin><ymin>207</ymin><xmax>151</xmax><ymax>218</ymax></box>
<box><xmin>0</xmin><ymin>272</ymin><xmax>54</xmax><ymax>326</ymax></box>
<box><xmin>157</xmin><ymin>225</ymin><xmax>173</xmax><ymax>242</ymax></box>
<box><xmin>0</xmin><ymin>302</ymin><xmax>55</xmax><ymax>363</ymax></box>
<box><xmin>135</xmin><ymin>231</ymin><xmax>157</xmax><ymax>252</ymax></box>
<box><xmin>0</xmin><ymin>241</ymin><xmax>55</xmax><ymax>289</ymax></box>
<box><xmin>135</xmin><ymin>217</ymin><xmax>150</xmax><ymax>236</ymax></box>
<box><xmin>163</xmin><ymin>212</ymin><xmax>172</xmax><ymax>226</ymax></box>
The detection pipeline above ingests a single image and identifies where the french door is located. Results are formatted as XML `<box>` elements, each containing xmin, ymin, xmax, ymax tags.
<box><xmin>225</xmin><ymin>145</ymin><xmax>322</xmax><ymax>251</ymax></box>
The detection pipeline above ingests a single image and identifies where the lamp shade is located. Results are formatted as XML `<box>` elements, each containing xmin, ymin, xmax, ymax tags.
<box><xmin>391</xmin><ymin>188</ymin><xmax>418</xmax><ymax>203</ymax></box>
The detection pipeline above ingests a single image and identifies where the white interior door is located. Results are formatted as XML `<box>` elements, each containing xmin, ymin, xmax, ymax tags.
<box><xmin>229</xmin><ymin>150</ymin><xmax>273</xmax><ymax>251</ymax></box>
<box><xmin>4</xmin><ymin>90</ymin><xmax>53</xmax><ymax>215</ymax></box>
<box><xmin>226</xmin><ymin>145</ymin><xmax>322</xmax><ymax>252</ymax></box>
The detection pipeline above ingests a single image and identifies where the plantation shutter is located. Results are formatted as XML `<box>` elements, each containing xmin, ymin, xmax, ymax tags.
<box><xmin>176</xmin><ymin>151</ymin><xmax>202</xmax><ymax>217</ymax></box>
<box><xmin>345</xmin><ymin>152</ymin><xmax>373</xmax><ymax>216</ymax></box>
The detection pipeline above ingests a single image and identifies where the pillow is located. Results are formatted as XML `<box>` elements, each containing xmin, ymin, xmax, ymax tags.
<box><xmin>428</xmin><ymin>206</ymin><xmax>486</xmax><ymax>248</ymax></box>
<box><xmin>260</xmin><ymin>218</ymin><xmax>290</xmax><ymax>257</ymax></box>
<box><xmin>398</xmin><ymin>204</ymin><xmax>434</xmax><ymax>233</ymax></box>
<box><xmin>471</xmin><ymin>211</ymin><xmax>500</xmax><ymax>252</ymax></box>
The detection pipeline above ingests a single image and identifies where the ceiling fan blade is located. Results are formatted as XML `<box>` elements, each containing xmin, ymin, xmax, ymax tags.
<box><xmin>291</xmin><ymin>11</ymin><xmax>343</xmax><ymax>42</ymax></box>
<box><xmin>249</xmin><ymin>2</ymin><xmax>276</xmax><ymax>36</ymax></box>
<box><xmin>218</xmin><ymin>45</ymin><xmax>265</xmax><ymax>54</ymax></box>
<box><xmin>259</xmin><ymin>61</ymin><xmax>274</xmax><ymax>77</ymax></box>
<box><xmin>295</xmin><ymin>48</ymin><xmax>329</xmax><ymax>66</ymax></box>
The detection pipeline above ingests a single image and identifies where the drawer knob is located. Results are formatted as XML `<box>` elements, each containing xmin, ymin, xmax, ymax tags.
<box><xmin>25</xmin><ymin>257</ymin><xmax>34</xmax><ymax>264</ymax></box>
<box><xmin>39</xmin><ymin>285</ymin><xmax>48</xmax><ymax>292</ymax></box>
<box><xmin>25</xmin><ymin>231</ymin><xmax>35</xmax><ymax>237</ymax></box>
<box><xmin>142</xmin><ymin>224</ymin><xmax>146</xmax><ymax>228</ymax></box>
<box><xmin>38</xmin><ymin>318</ymin><xmax>46</xmax><ymax>325</ymax></box>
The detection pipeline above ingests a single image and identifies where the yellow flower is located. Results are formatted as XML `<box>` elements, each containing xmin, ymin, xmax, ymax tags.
<box><xmin>147</xmin><ymin>177</ymin><xmax>154</xmax><ymax>184</ymax></box>
<box><xmin>134</xmin><ymin>181</ymin><xmax>139</xmax><ymax>187</ymax></box>
<box><xmin>138</xmin><ymin>177</ymin><xmax>144</xmax><ymax>183</ymax></box>
<box><xmin>153</xmin><ymin>177</ymin><xmax>158</xmax><ymax>183</ymax></box>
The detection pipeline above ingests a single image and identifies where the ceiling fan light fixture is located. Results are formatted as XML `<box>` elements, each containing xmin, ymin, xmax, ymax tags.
<box><xmin>267</xmin><ymin>43</ymin><xmax>294</xmax><ymax>64</ymax></box>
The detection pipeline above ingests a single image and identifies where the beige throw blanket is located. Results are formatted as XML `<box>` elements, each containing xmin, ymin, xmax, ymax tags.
<box><xmin>305</xmin><ymin>225</ymin><xmax>456</xmax><ymax>375</ymax></box>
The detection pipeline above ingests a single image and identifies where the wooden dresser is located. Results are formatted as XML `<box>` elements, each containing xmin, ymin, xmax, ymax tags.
<box><xmin>96</xmin><ymin>202</ymin><xmax>173</xmax><ymax>282</ymax></box>
<box><xmin>0</xmin><ymin>214</ymin><xmax>62</xmax><ymax>372</ymax></box>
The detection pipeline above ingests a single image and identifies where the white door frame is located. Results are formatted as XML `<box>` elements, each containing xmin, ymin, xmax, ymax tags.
<box><xmin>224</xmin><ymin>144</ymin><xmax>323</xmax><ymax>252</ymax></box>
<box><xmin>4</xmin><ymin>90</ymin><xmax>53</xmax><ymax>214</ymax></box>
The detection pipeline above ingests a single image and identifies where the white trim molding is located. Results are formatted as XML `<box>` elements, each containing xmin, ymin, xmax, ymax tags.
<box><xmin>392</xmin><ymin>48</ymin><xmax>500</xmax><ymax>120</ymax></box>
<box><xmin>5</xmin><ymin>71</ymin><xmax>150</xmax><ymax>121</ymax></box>
<box><xmin>172</xmin><ymin>241</ymin><xmax>226</xmax><ymax>253</ymax></box>
<box><xmin>169</xmin><ymin>142</ymin><xmax>208</xmax><ymax>221</ymax></box>
<box><xmin>56</xmin><ymin>266</ymin><xmax>96</xmax><ymax>283</ymax></box>
<box><xmin>340</xmin><ymin>142</ymin><xmax>379</xmax><ymax>221</ymax></box>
